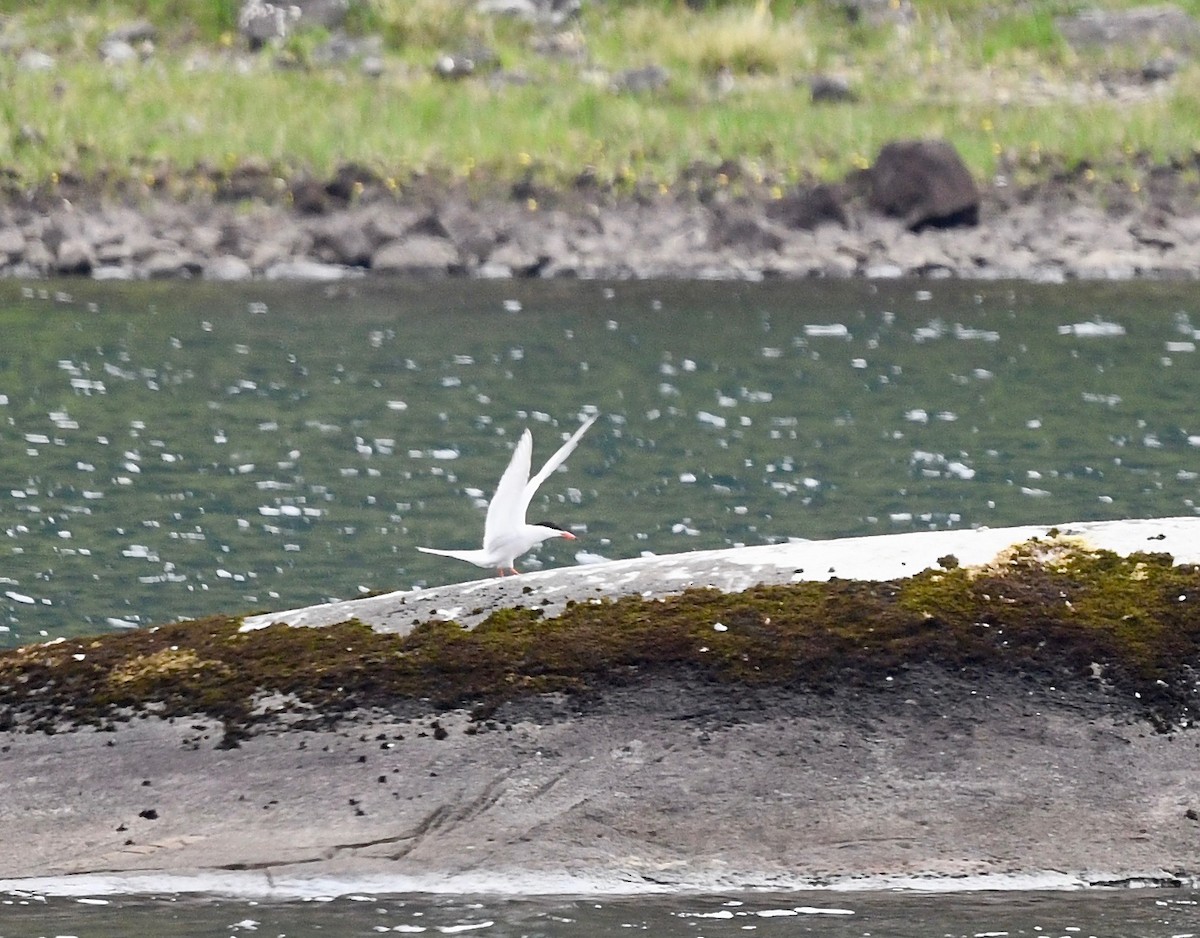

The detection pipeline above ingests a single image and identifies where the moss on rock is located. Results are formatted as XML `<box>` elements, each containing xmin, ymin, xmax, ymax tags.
<box><xmin>1</xmin><ymin>540</ymin><xmax>1197</xmax><ymax>736</ymax></box>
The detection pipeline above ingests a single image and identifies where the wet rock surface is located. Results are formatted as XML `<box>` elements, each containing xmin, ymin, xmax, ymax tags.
<box><xmin>1</xmin><ymin>671</ymin><xmax>1198</xmax><ymax>891</ymax></box>
<box><xmin>2</xmin><ymin>519</ymin><xmax>1199</xmax><ymax>890</ymax></box>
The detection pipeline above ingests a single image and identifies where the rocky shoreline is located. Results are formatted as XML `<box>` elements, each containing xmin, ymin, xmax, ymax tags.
<box><xmin>3</xmin><ymin>167</ymin><xmax>1199</xmax><ymax>283</ymax></box>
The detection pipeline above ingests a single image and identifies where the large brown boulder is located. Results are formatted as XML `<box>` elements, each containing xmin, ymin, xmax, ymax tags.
<box><xmin>867</xmin><ymin>139</ymin><xmax>980</xmax><ymax>231</ymax></box>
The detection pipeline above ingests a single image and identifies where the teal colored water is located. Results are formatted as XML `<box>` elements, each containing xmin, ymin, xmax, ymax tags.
<box><xmin>0</xmin><ymin>887</ymin><xmax>1196</xmax><ymax>936</ymax></box>
<box><xmin>1</xmin><ymin>278</ymin><xmax>1199</xmax><ymax>646</ymax></box>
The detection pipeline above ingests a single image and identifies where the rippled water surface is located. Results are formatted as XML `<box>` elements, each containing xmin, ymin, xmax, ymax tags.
<box><xmin>1</xmin><ymin>888</ymin><xmax>1197</xmax><ymax>937</ymax></box>
<box><xmin>2</xmin><ymin>278</ymin><xmax>1199</xmax><ymax>645</ymax></box>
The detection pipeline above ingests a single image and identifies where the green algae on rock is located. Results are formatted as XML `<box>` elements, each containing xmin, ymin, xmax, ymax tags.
<box><xmin>1</xmin><ymin>540</ymin><xmax>1198</xmax><ymax>738</ymax></box>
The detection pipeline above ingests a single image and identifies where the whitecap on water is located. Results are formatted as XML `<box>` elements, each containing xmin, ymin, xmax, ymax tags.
<box><xmin>953</xmin><ymin>324</ymin><xmax>1000</xmax><ymax>341</ymax></box>
<box><xmin>804</xmin><ymin>323</ymin><xmax>850</xmax><ymax>338</ymax></box>
<box><xmin>912</xmin><ymin>320</ymin><xmax>946</xmax><ymax>342</ymax></box>
<box><xmin>1058</xmin><ymin>320</ymin><xmax>1126</xmax><ymax>337</ymax></box>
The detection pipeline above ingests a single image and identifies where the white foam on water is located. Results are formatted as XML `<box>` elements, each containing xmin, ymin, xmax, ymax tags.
<box><xmin>1</xmin><ymin>868</ymin><xmax>1192</xmax><ymax>901</ymax></box>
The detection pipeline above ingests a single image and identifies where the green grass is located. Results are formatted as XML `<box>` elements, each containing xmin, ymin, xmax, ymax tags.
<box><xmin>0</xmin><ymin>0</ymin><xmax>1198</xmax><ymax>195</ymax></box>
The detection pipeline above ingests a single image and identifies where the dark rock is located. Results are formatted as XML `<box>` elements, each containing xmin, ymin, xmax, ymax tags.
<box><xmin>766</xmin><ymin>184</ymin><xmax>848</xmax><ymax>230</ymax></box>
<box><xmin>217</xmin><ymin>159</ymin><xmax>277</xmax><ymax>202</ymax></box>
<box><xmin>487</xmin><ymin>237</ymin><xmax>550</xmax><ymax>277</ymax></box>
<box><xmin>708</xmin><ymin>211</ymin><xmax>784</xmax><ymax>253</ymax></box>
<box><xmin>867</xmin><ymin>139</ymin><xmax>980</xmax><ymax>231</ymax></box>
<box><xmin>406</xmin><ymin>212</ymin><xmax>453</xmax><ymax>240</ymax></box>
<box><xmin>1141</xmin><ymin>55</ymin><xmax>1180</xmax><ymax>81</ymax></box>
<box><xmin>439</xmin><ymin>213</ymin><xmax>499</xmax><ymax>266</ymax></box>
<box><xmin>55</xmin><ymin>238</ymin><xmax>96</xmax><ymax>275</ymax></box>
<box><xmin>836</xmin><ymin>0</ymin><xmax>915</xmax><ymax>27</ymax></box>
<box><xmin>326</xmin><ymin>163</ymin><xmax>381</xmax><ymax>204</ymax></box>
<box><xmin>1057</xmin><ymin>4</ymin><xmax>1200</xmax><ymax>49</ymax></box>
<box><xmin>809</xmin><ymin>74</ymin><xmax>857</xmax><ymax>104</ymax></box>
<box><xmin>312</xmin><ymin>216</ymin><xmax>374</xmax><ymax>266</ymax></box>
<box><xmin>106</xmin><ymin>20</ymin><xmax>158</xmax><ymax>44</ymax></box>
<box><xmin>291</xmin><ymin>178</ymin><xmax>331</xmax><ymax>215</ymax></box>
<box><xmin>611</xmin><ymin>64</ymin><xmax>670</xmax><ymax>93</ymax></box>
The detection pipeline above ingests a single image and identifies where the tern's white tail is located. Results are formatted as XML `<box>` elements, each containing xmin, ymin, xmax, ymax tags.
<box><xmin>416</xmin><ymin>546</ymin><xmax>493</xmax><ymax>567</ymax></box>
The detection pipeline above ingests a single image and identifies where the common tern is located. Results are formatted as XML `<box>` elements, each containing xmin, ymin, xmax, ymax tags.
<box><xmin>418</xmin><ymin>413</ymin><xmax>598</xmax><ymax>576</ymax></box>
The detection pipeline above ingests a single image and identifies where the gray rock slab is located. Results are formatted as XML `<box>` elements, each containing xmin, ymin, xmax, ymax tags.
<box><xmin>4</xmin><ymin>517</ymin><xmax>1199</xmax><ymax>897</ymax></box>
<box><xmin>0</xmin><ymin>674</ymin><xmax>1197</xmax><ymax>895</ymax></box>
<box><xmin>242</xmin><ymin>516</ymin><xmax>1200</xmax><ymax>634</ymax></box>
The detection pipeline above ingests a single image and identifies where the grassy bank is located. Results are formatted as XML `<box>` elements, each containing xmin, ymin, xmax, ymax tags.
<box><xmin>0</xmin><ymin>1</ymin><xmax>1198</xmax><ymax>199</ymax></box>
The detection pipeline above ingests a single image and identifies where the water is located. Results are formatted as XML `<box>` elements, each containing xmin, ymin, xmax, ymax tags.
<box><xmin>0</xmin><ymin>888</ymin><xmax>1197</xmax><ymax>936</ymax></box>
<box><xmin>4</xmin><ymin>278</ymin><xmax>1200</xmax><ymax>933</ymax></box>
<box><xmin>2</xmin><ymin>278</ymin><xmax>1200</xmax><ymax>646</ymax></box>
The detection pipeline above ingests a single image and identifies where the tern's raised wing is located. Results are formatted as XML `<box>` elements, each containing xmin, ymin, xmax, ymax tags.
<box><xmin>483</xmin><ymin>428</ymin><xmax>533</xmax><ymax>550</ymax></box>
<box><xmin>520</xmin><ymin>413</ymin><xmax>598</xmax><ymax>518</ymax></box>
